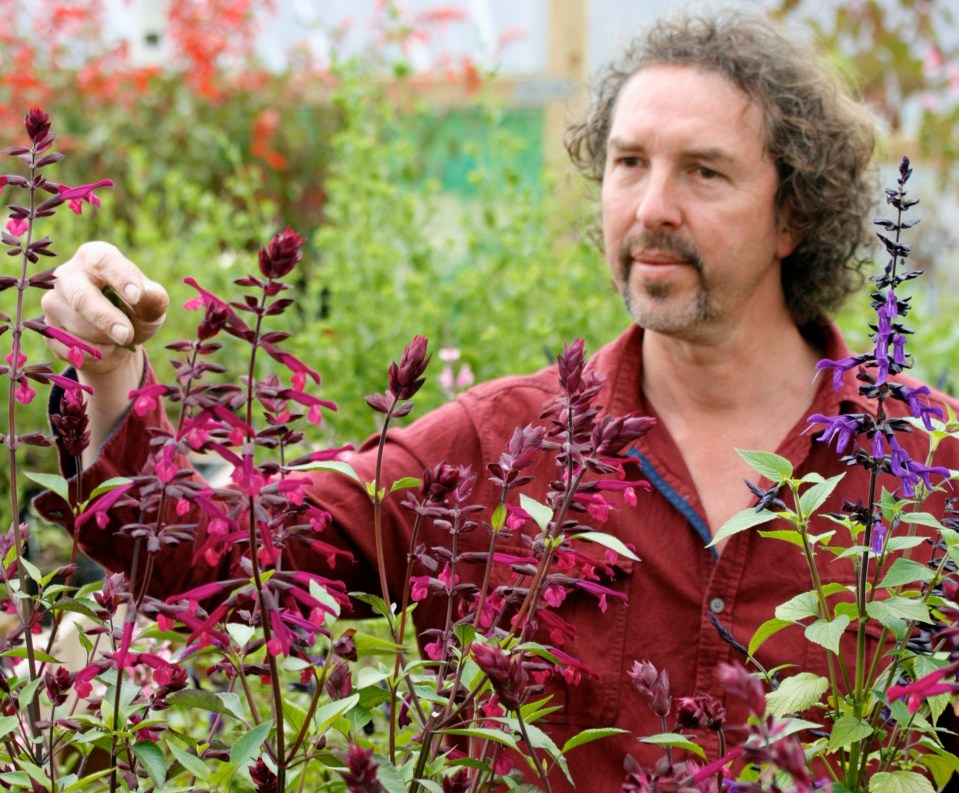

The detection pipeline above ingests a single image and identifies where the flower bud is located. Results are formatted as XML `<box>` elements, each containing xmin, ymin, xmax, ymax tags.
<box><xmin>388</xmin><ymin>336</ymin><xmax>430</xmax><ymax>400</ymax></box>
<box><xmin>25</xmin><ymin>108</ymin><xmax>51</xmax><ymax>144</ymax></box>
<box><xmin>258</xmin><ymin>227</ymin><xmax>305</xmax><ymax>280</ymax></box>
<box><xmin>472</xmin><ymin>642</ymin><xmax>529</xmax><ymax>711</ymax></box>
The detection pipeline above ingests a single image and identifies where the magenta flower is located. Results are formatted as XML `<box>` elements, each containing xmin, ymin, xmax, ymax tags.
<box><xmin>888</xmin><ymin>664</ymin><xmax>959</xmax><ymax>713</ymax></box>
<box><xmin>57</xmin><ymin>178</ymin><xmax>114</xmax><ymax>215</ymax></box>
<box><xmin>5</xmin><ymin>217</ymin><xmax>27</xmax><ymax>237</ymax></box>
<box><xmin>75</xmin><ymin>482</ymin><xmax>136</xmax><ymax>530</ymax></box>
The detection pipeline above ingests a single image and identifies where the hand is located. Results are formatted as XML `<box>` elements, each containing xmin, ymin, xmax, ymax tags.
<box><xmin>41</xmin><ymin>242</ymin><xmax>168</xmax><ymax>378</ymax></box>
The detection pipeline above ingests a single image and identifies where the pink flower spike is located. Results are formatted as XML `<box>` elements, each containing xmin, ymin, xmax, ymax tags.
<box><xmin>75</xmin><ymin>482</ymin><xmax>136</xmax><ymax>530</ymax></box>
<box><xmin>4</xmin><ymin>351</ymin><xmax>26</xmax><ymax>367</ymax></box>
<box><xmin>5</xmin><ymin>217</ymin><xmax>27</xmax><ymax>237</ymax></box>
<box><xmin>32</xmin><ymin>323</ymin><xmax>103</xmax><ymax>364</ymax></box>
<box><xmin>47</xmin><ymin>374</ymin><xmax>94</xmax><ymax>394</ymax></box>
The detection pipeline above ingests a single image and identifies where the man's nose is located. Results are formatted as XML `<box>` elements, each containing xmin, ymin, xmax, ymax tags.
<box><xmin>635</xmin><ymin>170</ymin><xmax>681</xmax><ymax>230</ymax></box>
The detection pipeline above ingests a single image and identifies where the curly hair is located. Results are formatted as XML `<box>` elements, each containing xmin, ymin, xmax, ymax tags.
<box><xmin>565</xmin><ymin>10</ymin><xmax>877</xmax><ymax>324</ymax></box>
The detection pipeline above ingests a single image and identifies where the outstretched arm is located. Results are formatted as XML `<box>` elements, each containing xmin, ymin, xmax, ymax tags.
<box><xmin>40</xmin><ymin>241</ymin><xmax>168</xmax><ymax>466</ymax></box>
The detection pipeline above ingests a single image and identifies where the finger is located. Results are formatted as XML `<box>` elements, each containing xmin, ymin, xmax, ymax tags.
<box><xmin>129</xmin><ymin>279</ymin><xmax>168</xmax><ymax>324</ymax></box>
<box><xmin>47</xmin><ymin>260</ymin><xmax>136</xmax><ymax>345</ymax></box>
<box><xmin>40</xmin><ymin>287</ymin><xmax>121</xmax><ymax>348</ymax></box>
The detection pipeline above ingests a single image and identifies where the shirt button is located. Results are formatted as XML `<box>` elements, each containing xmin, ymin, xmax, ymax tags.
<box><xmin>709</xmin><ymin>597</ymin><xmax>726</xmax><ymax>614</ymax></box>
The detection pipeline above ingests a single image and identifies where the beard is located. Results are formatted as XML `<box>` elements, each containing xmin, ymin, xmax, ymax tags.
<box><xmin>617</xmin><ymin>229</ymin><xmax>714</xmax><ymax>333</ymax></box>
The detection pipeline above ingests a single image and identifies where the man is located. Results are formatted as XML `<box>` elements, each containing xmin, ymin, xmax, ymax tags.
<box><xmin>37</xmin><ymin>10</ymin><xmax>958</xmax><ymax>791</ymax></box>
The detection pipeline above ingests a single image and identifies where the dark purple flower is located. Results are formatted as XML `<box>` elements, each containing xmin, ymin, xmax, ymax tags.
<box><xmin>258</xmin><ymin>227</ymin><xmax>305</xmax><ymax>279</ymax></box>
<box><xmin>51</xmin><ymin>387</ymin><xmax>90</xmax><ymax>458</ymax></box>
<box><xmin>43</xmin><ymin>666</ymin><xmax>73</xmax><ymax>707</ymax></box>
<box><xmin>675</xmin><ymin>693</ymin><xmax>726</xmax><ymax>731</ymax></box>
<box><xmin>340</xmin><ymin>744</ymin><xmax>382</xmax><ymax>793</ymax></box>
<box><xmin>388</xmin><ymin>336</ymin><xmax>430</xmax><ymax>400</ymax></box>
<box><xmin>715</xmin><ymin>662</ymin><xmax>765</xmax><ymax>717</ymax></box>
<box><xmin>25</xmin><ymin>108</ymin><xmax>51</xmax><ymax>143</ymax></box>
<box><xmin>627</xmin><ymin>660</ymin><xmax>670</xmax><ymax>717</ymax></box>
<box><xmin>249</xmin><ymin>758</ymin><xmax>277</xmax><ymax>793</ymax></box>
<box><xmin>325</xmin><ymin>661</ymin><xmax>353</xmax><ymax>700</ymax></box>
<box><xmin>472</xmin><ymin>642</ymin><xmax>529</xmax><ymax>711</ymax></box>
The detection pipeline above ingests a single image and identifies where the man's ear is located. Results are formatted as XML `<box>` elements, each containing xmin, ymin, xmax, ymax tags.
<box><xmin>775</xmin><ymin>201</ymin><xmax>800</xmax><ymax>260</ymax></box>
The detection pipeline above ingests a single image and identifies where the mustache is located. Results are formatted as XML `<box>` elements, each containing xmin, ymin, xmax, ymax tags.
<box><xmin>619</xmin><ymin>230</ymin><xmax>703</xmax><ymax>272</ymax></box>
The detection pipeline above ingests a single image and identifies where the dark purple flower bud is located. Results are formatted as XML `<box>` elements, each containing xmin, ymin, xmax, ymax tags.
<box><xmin>43</xmin><ymin>666</ymin><xmax>73</xmax><ymax>707</ymax></box>
<box><xmin>340</xmin><ymin>744</ymin><xmax>382</xmax><ymax>793</ymax></box>
<box><xmin>388</xmin><ymin>336</ymin><xmax>430</xmax><ymax>400</ymax></box>
<box><xmin>674</xmin><ymin>694</ymin><xmax>725</xmax><ymax>731</ymax></box>
<box><xmin>442</xmin><ymin>769</ymin><xmax>470</xmax><ymax>793</ymax></box>
<box><xmin>627</xmin><ymin>660</ymin><xmax>670</xmax><ymax>717</ymax></box>
<box><xmin>325</xmin><ymin>660</ymin><xmax>353</xmax><ymax>700</ymax></box>
<box><xmin>25</xmin><ymin>108</ymin><xmax>51</xmax><ymax>144</ymax></box>
<box><xmin>333</xmin><ymin>631</ymin><xmax>357</xmax><ymax>662</ymax></box>
<box><xmin>249</xmin><ymin>757</ymin><xmax>277</xmax><ymax>793</ymax></box>
<box><xmin>472</xmin><ymin>642</ymin><xmax>529</xmax><ymax>711</ymax></box>
<box><xmin>51</xmin><ymin>388</ymin><xmax>90</xmax><ymax>458</ymax></box>
<box><xmin>716</xmin><ymin>662</ymin><xmax>765</xmax><ymax>717</ymax></box>
<box><xmin>258</xmin><ymin>227</ymin><xmax>305</xmax><ymax>280</ymax></box>
<box><xmin>197</xmin><ymin>299</ymin><xmax>231</xmax><ymax>340</ymax></box>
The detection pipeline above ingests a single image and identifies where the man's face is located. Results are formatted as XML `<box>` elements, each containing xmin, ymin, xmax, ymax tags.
<box><xmin>601</xmin><ymin>65</ymin><xmax>797</xmax><ymax>342</ymax></box>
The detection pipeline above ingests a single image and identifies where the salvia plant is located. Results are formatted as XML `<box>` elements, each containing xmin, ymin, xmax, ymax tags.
<box><xmin>619</xmin><ymin>159</ymin><xmax>959</xmax><ymax>793</ymax></box>
<box><xmin>0</xmin><ymin>109</ymin><xmax>655</xmax><ymax>792</ymax></box>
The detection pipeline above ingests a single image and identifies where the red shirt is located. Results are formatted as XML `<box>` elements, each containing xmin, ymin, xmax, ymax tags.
<box><xmin>36</xmin><ymin>322</ymin><xmax>959</xmax><ymax>792</ymax></box>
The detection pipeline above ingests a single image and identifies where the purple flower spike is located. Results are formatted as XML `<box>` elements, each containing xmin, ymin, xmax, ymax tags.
<box><xmin>808</xmin><ymin>413</ymin><xmax>860</xmax><ymax>453</ymax></box>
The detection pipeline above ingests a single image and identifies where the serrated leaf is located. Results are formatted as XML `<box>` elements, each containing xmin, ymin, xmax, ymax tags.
<box><xmin>639</xmin><ymin>732</ymin><xmax>706</xmax><ymax>759</ymax></box>
<box><xmin>798</xmin><ymin>473</ymin><xmax>844</xmax><ymax>518</ymax></box>
<box><xmin>167</xmin><ymin>742</ymin><xmax>210</xmax><ymax>780</ymax></box>
<box><xmin>226</xmin><ymin>623</ymin><xmax>256</xmax><ymax>648</ymax></box>
<box><xmin>561</xmin><ymin>727</ymin><xmax>627</xmax><ymax>754</ymax></box>
<box><xmin>520</xmin><ymin>494</ymin><xmax>553</xmax><ymax>531</ymax></box>
<box><xmin>23</xmin><ymin>471</ymin><xmax>69</xmax><ymax>502</ymax></box>
<box><xmin>866</xmin><ymin>597</ymin><xmax>931</xmax><ymax>624</ymax></box>
<box><xmin>168</xmin><ymin>689</ymin><xmax>245</xmax><ymax>720</ymax></box>
<box><xmin>749</xmin><ymin>618</ymin><xmax>792</xmax><ymax>656</ymax></box>
<box><xmin>132</xmin><ymin>740</ymin><xmax>167</xmax><ymax>789</ymax></box>
<box><xmin>571</xmin><ymin>530</ymin><xmax>640</xmax><ymax>562</ymax></box>
<box><xmin>827</xmin><ymin>715</ymin><xmax>873</xmax><ymax>750</ymax></box>
<box><xmin>756</xmin><ymin>529</ymin><xmax>805</xmax><ymax>548</ymax></box>
<box><xmin>230</xmin><ymin>720</ymin><xmax>272</xmax><ymax>767</ymax></box>
<box><xmin>47</xmin><ymin>598</ymin><xmax>99</xmax><ymax>620</ymax></box>
<box><xmin>869</xmin><ymin>770</ymin><xmax>935</xmax><ymax>793</ymax></box>
<box><xmin>370</xmin><ymin>755</ymin><xmax>406</xmax><ymax>793</ymax></box>
<box><xmin>878</xmin><ymin>558</ymin><xmax>935</xmax><ymax>589</ymax></box>
<box><xmin>804</xmin><ymin>614</ymin><xmax>850</xmax><ymax>654</ymax></box>
<box><xmin>708</xmin><ymin>508</ymin><xmax>778</xmax><ymax>547</ymax></box>
<box><xmin>774</xmin><ymin>590</ymin><xmax>820</xmax><ymax>622</ymax></box>
<box><xmin>736</xmin><ymin>449</ymin><xmax>793</xmax><ymax>481</ymax></box>
<box><xmin>764</xmin><ymin>672</ymin><xmax>828</xmax><ymax>717</ymax></box>
<box><xmin>887</xmin><ymin>536</ymin><xmax>928</xmax><ymax>552</ymax></box>
<box><xmin>353</xmin><ymin>631</ymin><xmax>402</xmax><ymax>656</ymax></box>
<box><xmin>290</xmin><ymin>459</ymin><xmax>360</xmax><ymax>482</ymax></box>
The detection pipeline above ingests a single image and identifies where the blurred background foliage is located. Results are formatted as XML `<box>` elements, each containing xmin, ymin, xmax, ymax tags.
<box><xmin>1</xmin><ymin>0</ymin><xmax>959</xmax><ymax>480</ymax></box>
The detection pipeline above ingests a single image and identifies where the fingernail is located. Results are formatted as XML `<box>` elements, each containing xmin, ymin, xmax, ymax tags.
<box><xmin>110</xmin><ymin>324</ymin><xmax>129</xmax><ymax>344</ymax></box>
<box><xmin>123</xmin><ymin>284</ymin><xmax>141</xmax><ymax>303</ymax></box>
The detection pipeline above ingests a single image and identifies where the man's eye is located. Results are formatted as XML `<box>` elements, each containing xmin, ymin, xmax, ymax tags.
<box><xmin>696</xmin><ymin>165</ymin><xmax>720</xmax><ymax>179</ymax></box>
<box><xmin>617</xmin><ymin>156</ymin><xmax>641</xmax><ymax>167</ymax></box>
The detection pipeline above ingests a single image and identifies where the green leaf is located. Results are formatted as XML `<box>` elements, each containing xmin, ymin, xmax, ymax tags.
<box><xmin>18</xmin><ymin>677</ymin><xmax>44</xmax><ymax>709</ymax></box>
<box><xmin>866</xmin><ymin>597</ymin><xmax>931</xmax><ymax>625</ymax></box>
<box><xmin>389</xmin><ymin>476</ymin><xmax>421</xmax><ymax>494</ymax></box>
<box><xmin>167</xmin><ymin>742</ymin><xmax>210</xmax><ymax>780</ymax></box>
<box><xmin>827</xmin><ymin>715</ymin><xmax>873</xmax><ymax>751</ymax></box>
<box><xmin>749</xmin><ymin>618</ymin><xmax>791</xmax><ymax>656</ymax></box>
<box><xmin>443</xmin><ymin>727</ymin><xmax>519</xmax><ymax>750</ymax></box>
<box><xmin>0</xmin><ymin>716</ymin><xmax>19</xmax><ymax>741</ymax></box>
<box><xmin>89</xmin><ymin>476</ymin><xmax>134</xmax><ymax>499</ymax></box>
<box><xmin>639</xmin><ymin>732</ymin><xmax>706</xmax><ymax>759</ymax></box>
<box><xmin>774</xmin><ymin>590</ymin><xmax>820</xmax><ymax>622</ymax></box>
<box><xmin>708</xmin><ymin>508</ymin><xmax>778</xmax><ymax>548</ymax></box>
<box><xmin>878</xmin><ymin>558</ymin><xmax>936</xmax><ymax>589</ymax></box>
<box><xmin>350</xmin><ymin>592</ymin><xmax>394</xmax><ymax>621</ymax></box>
<box><xmin>0</xmin><ymin>648</ymin><xmax>60</xmax><ymax>664</ymax></box>
<box><xmin>20</xmin><ymin>558</ymin><xmax>42</xmax><ymax>585</ymax></box>
<box><xmin>756</xmin><ymin>529</ymin><xmax>806</xmax><ymax>549</ymax></box>
<box><xmin>356</xmin><ymin>666</ymin><xmax>390</xmax><ymax>689</ymax></box>
<box><xmin>46</xmin><ymin>598</ymin><xmax>99</xmax><ymax>620</ymax></box>
<box><xmin>561</xmin><ymin>727</ymin><xmax>628</xmax><ymax>754</ymax></box>
<box><xmin>798</xmin><ymin>473</ymin><xmax>844</xmax><ymax>518</ymax></box>
<box><xmin>887</xmin><ymin>536</ymin><xmax>929</xmax><ymax>552</ymax></box>
<box><xmin>736</xmin><ymin>449</ymin><xmax>793</xmax><ymax>481</ymax></box>
<box><xmin>315</xmin><ymin>693</ymin><xmax>360</xmax><ymax>734</ymax></box>
<box><xmin>132</xmin><ymin>740</ymin><xmax>167</xmax><ymax>790</ymax></box>
<box><xmin>168</xmin><ymin>689</ymin><xmax>245</xmax><ymax>720</ymax></box>
<box><xmin>491</xmin><ymin>502</ymin><xmax>507</xmax><ymax>532</ymax></box>
<box><xmin>353</xmin><ymin>631</ymin><xmax>402</xmax><ymax>656</ymax></box>
<box><xmin>869</xmin><ymin>770</ymin><xmax>935</xmax><ymax>793</ymax></box>
<box><xmin>23</xmin><ymin>471</ymin><xmax>69</xmax><ymax>502</ymax></box>
<box><xmin>226</xmin><ymin>622</ymin><xmax>256</xmax><ymax>648</ymax></box>
<box><xmin>764</xmin><ymin>672</ymin><xmax>828</xmax><ymax>717</ymax></box>
<box><xmin>571</xmin><ymin>530</ymin><xmax>640</xmax><ymax>562</ymax></box>
<box><xmin>230</xmin><ymin>720</ymin><xmax>272</xmax><ymax>768</ymax></box>
<box><xmin>900</xmin><ymin>512</ymin><xmax>947</xmax><ymax>531</ymax></box>
<box><xmin>289</xmin><ymin>459</ymin><xmax>360</xmax><ymax>482</ymax></box>
<box><xmin>453</xmin><ymin>623</ymin><xmax>476</xmax><ymax>649</ymax></box>
<box><xmin>63</xmin><ymin>768</ymin><xmax>115</xmax><ymax>792</ymax></box>
<box><xmin>520</xmin><ymin>494</ymin><xmax>553</xmax><ymax>531</ymax></box>
<box><xmin>804</xmin><ymin>614</ymin><xmax>850</xmax><ymax>654</ymax></box>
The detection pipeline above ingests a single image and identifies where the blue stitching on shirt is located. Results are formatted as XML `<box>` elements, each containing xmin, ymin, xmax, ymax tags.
<box><xmin>628</xmin><ymin>448</ymin><xmax>718</xmax><ymax>560</ymax></box>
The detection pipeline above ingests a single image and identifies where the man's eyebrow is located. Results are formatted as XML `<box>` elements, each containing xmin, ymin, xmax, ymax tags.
<box><xmin>684</xmin><ymin>148</ymin><xmax>735</xmax><ymax>164</ymax></box>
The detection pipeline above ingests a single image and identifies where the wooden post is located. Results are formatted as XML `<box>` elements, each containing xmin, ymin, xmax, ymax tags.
<box><xmin>544</xmin><ymin>0</ymin><xmax>589</xmax><ymax>174</ymax></box>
